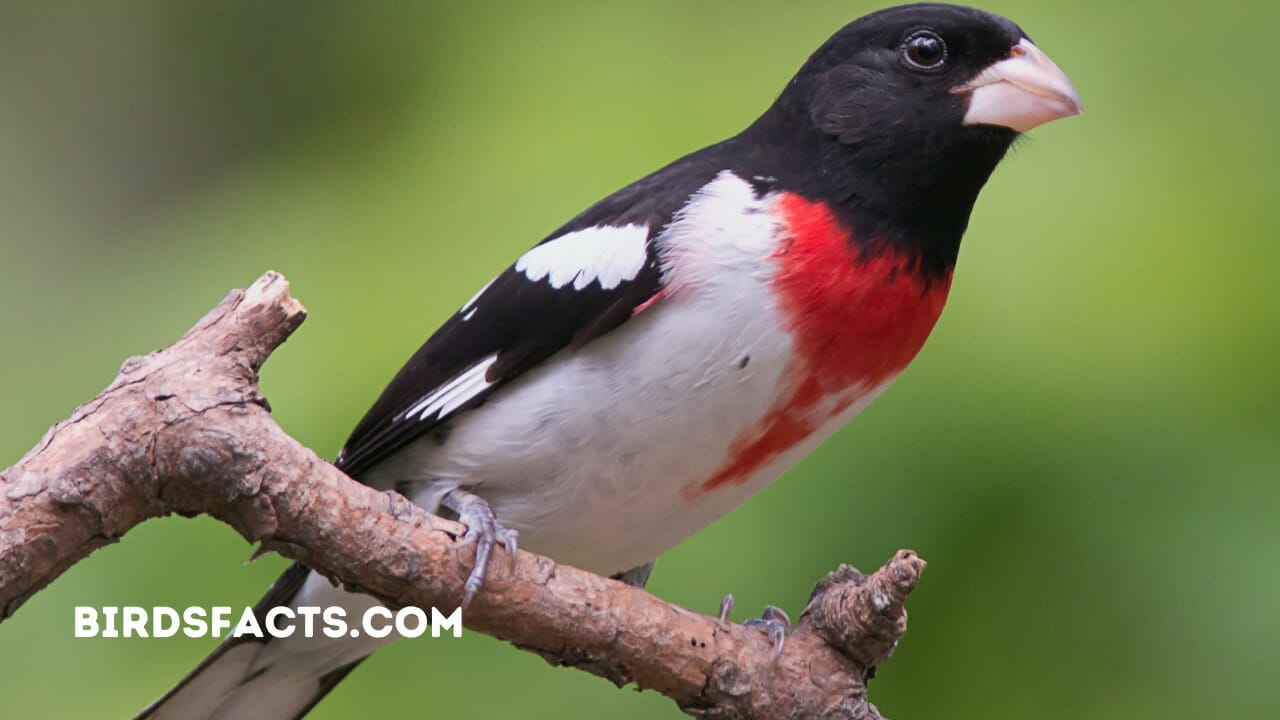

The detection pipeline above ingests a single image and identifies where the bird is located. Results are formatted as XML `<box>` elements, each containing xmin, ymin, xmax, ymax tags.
<box><xmin>138</xmin><ymin>4</ymin><xmax>1080</xmax><ymax>718</ymax></box>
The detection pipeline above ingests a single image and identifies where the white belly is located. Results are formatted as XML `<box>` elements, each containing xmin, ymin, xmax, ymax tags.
<box><xmin>364</xmin><ymin>173</ymin><xmax>892</xmax><ymax>575</ymax></box>
<box><xmin>370</xmin><ymin>285</ymin><xmax>787</xmax><ymax>574</ymax></box>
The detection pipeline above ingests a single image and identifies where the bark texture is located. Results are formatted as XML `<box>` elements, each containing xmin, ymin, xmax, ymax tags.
<box><xmin>0</xmin><ymin>271</ymin><xmax>925</xmax><ymax>719</ymax></box>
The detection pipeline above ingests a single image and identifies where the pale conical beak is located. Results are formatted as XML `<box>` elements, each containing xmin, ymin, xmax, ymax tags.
<box><xmin>956</xmin><ymin>39</ymin><xmax>1082</xmax><ymax>132</ymax></box>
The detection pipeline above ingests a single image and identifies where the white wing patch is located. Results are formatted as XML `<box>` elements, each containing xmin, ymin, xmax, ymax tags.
<box><xmin>515</xmin><ymin>224</ymin><xmax>648</xmax><ymax>291</ymax></box>
<box><xmin>401</xmin><ymin>354</ymin><xmax>499</xmax><ymax>422</ymax></box>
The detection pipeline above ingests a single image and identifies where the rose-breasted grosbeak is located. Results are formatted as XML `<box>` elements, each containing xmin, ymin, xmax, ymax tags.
<box><xmin>140</xmin><ymin>4</ymin><xmax>1080</xmax><ymax>718</ymax></box>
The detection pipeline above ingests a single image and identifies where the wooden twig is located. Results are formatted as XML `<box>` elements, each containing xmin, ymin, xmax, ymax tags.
<box><xmin>0</xmin><ymin>271</ymin><xmax>923</xmax><ymax>719</ymax></box>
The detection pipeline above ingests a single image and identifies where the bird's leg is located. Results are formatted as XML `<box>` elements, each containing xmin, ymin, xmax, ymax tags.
<box><xmin>440</xmin><ymin>488</ymin><xmax>518</xmax><ymax>609</ymax></box>
<box><xmin>719</xmin><ymin>594</ymin><xmax>791</xmax><ymax>659</ymax></box>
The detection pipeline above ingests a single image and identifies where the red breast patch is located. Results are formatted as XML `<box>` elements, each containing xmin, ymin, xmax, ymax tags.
<box><xmin>686</xmin><ymin>192</ymin><xmax>952</xmax><ymax>497</ymax></box>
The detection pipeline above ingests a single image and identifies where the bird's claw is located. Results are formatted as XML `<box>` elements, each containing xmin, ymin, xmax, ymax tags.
<box><xmin>717</xmin><ymin>593</ymin><xmax>735</xmax><ymax>624</ymax></box>
<box><xmin>740</xmin><ymin>604</ymin><xmax>792</xmax><ymax>659</ymax></box>
<box><xmin>717</xmin><ymin>594</ymin><xmax>791</xmax><ymax>658</ymax></box>
<box><xmin>444</xmin><ymin>490</ymin><xmax>518</xmax><ymax>609</ymax></box>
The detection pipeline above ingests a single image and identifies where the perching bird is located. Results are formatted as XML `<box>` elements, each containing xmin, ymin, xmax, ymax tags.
<box><xmin>139</xmin><ymin>4</ymin><xmax>1080</xmax><ymax>718</ymax></box>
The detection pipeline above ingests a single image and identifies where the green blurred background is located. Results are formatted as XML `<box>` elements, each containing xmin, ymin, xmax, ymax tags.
<box><xmin>1</xmin><ymin>0</ymin><xmax>1276</xmax><ymax>717</ymax></box>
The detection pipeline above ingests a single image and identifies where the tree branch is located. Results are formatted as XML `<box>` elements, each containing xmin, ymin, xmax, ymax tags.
<box><xmin>0</xmin><ymin>271</ymin><xmax>924</xmax><ymax>719</ymax></box>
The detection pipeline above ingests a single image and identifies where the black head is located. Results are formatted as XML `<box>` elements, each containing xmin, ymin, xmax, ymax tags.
<box><xmin>799</xmin><ymin>4</ymin><xmax>1028</xmax><ymax>145</ymax></box>
<box><xmin>745</xmin><ymin>3</ymin><xmax>1080</xmax><ymax>274</ymax></box>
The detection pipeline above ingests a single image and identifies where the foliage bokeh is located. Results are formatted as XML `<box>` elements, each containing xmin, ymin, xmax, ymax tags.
<box><xmin>1</xmin><ymin>1</ymin><xmax>1276</xmax><ymax>717</ymax></box>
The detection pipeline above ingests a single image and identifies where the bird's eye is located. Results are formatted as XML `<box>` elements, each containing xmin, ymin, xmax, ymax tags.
<box><xmin>901</xmin><ymin>31</ymin><xmax>947</xmax><ymax>71</ymax></box>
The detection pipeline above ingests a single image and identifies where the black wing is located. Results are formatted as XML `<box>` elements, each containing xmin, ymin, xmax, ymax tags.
<box><xmin>334</xmin><ymin>244</ymin><xmax>660</xmax><ymax>478</ymax></box>
<box><xmin>334</xmin><ymin>137</ymin><xmax>758</xmax><ymax>479</ymax></box>
<box><xmin>333</xmin><ymin>146</ymin><xmax>740</xmax><ymax>479</ymax></box>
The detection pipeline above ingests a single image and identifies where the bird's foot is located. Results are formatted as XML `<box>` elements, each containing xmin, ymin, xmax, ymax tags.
<box><xmin>441</xmin><ymin>489</ymin><xmax>518</xmax><ymax>609</ymax></box>
<box><xmin>718</xmin><ymin>593</ymin><xmax>792</xmax><ymax>659</ymax></box>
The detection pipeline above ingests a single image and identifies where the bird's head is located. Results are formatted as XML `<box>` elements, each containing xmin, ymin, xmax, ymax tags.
<box><xmin>797</xmin><ymin>3</ymin><xmax>1081</xmax><ymax>145</ymax></box>
<box><xmin>752</xmin><ymin>3</ymin><xmax>1082</xmax><ymax>268</ymax></box>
